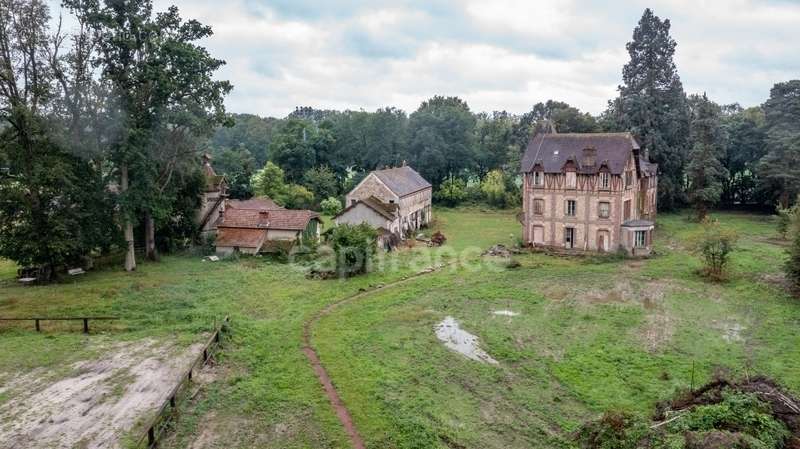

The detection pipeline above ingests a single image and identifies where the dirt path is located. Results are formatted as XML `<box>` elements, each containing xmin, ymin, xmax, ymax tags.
<box><xmin>301</xmin><ymin>264</ymin><xmax>448</xmax><ymax>449</ymax></box>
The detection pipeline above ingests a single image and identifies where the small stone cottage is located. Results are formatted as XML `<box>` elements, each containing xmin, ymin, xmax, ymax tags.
<box><xmin>520</xmin><ymin>132</ymin><xmax>658</xmax><ymax>256</ymax></box>
<box><xmin>215</xmin><ymin>198</ymin><xmax>321</xmax><ymax>255</ymax></box>
<box><xmin>334</xmin><ymin>166</ymin><xmax>432</xmax><ymax>240</ymax></box>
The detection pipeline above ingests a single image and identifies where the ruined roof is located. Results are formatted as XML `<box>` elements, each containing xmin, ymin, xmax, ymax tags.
<box><xmin>227</xmin><ymin>197</ymin><xmax>284</xmax><ymax>210</ymax></box>
<box><xmin>266</xmin><ymin>209</ymin><xmax>320</xmax><ymax>231</ymax></box>
<box><xmin>521</xmin><ymin>132</ymin><xmax>642</xmax><ymax>175</ymax></box>
<box><xmin>372</xmin><ymin>166</ymin><xmax>431</xmax><ymax>197</ymax></box>
<box><xmin>334</xmin><ymin>196</ymin><xmax>399</xmax><ymax>221</ymax></box>
<box><xmin>216</xmin><ymin>227</ymin><xmax>267</xmax><ymax>249</ymax></box>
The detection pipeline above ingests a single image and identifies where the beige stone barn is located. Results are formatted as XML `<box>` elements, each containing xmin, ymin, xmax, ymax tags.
<box><xmin>214</xmin><ymin>198</ymin><xmax>321</xmax><ymax>256</ymax></box>
<box><xmin>520</xmin><ymin>132</ymin><xmax>658</xmax><ymax>256</ymax></box>
<box><xmin>335</xmin><ymin>166</ymin><xmax>432</xmax><ymax>239</ymax></box>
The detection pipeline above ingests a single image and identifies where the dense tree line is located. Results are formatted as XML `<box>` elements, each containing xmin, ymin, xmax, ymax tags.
<box><xmin>209</xmin><ymin>10</ymin><xmax>799</xmax><ymax>221</ymax></box>
<box><xmin>3</xmin><ymin>3</ymin><xmax>799</xmax><ymax>279</ymax></box>
<box><xmin>0</xmin><ymin>0</ymin><xmax>229</xmax><ymax>278</ymax></box>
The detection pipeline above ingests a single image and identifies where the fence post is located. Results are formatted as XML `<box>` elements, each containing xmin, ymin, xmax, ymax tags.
<box><xmin>35</xmin><ymin>319</ymin><xmax>40</xmax><ymax>332</ymax></box>
<box><xmin>83</xmin><ymin>318</ymin><xmax>89</xmax><ymax>334</ymax></box>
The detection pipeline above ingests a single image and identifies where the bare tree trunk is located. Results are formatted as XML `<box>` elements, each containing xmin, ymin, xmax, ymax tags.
<box><xmin>144</xmin><ymin>210</ymin><xmax>158</xmax><ymax>261</ymax></box>
<box><xmin>121</xmin><ymin>164</ymin><xmax>136</xmax><ymax>271</ymax></box>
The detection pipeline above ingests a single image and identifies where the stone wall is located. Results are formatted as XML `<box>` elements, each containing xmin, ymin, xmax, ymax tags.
<box><xmin>346</xmin><ymin>175</ymin><xmax>398</xmax><ymax>206</ymax></box>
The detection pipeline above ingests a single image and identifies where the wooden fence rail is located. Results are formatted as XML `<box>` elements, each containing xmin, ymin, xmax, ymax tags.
<box><xmin>0</xmin><ymin>316</ymin><xmax>119</xmax><ymax>333</ymax></box>
<box><xmin>137</xmin><ymin>315</ymin><xmax>230</xmax><ymax>449</ymax></box>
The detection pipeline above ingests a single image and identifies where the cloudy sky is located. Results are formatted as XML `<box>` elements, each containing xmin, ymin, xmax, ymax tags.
<box><xmin>51</xmin><ymin>0</ymin><xmax>800</xmax><ymax>117</ymax></box>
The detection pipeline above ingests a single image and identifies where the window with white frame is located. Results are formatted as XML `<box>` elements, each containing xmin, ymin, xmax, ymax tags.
<box><xmin>598</xmin><ymin>201</ymin><xmax>610</xmax><ymax>219</ymax></box>
<box><xmin>565</xmin><ymin>200</ymin><xmax>576</xmax><ymax>216</ymax></box>
<box><xmin>533</xmin><ymin>171</ymin><xmax>544</xmax><ymax>186</ymax></box>
<box><xmin>634</xmin><ymin>230</ymin><xmax>647</xmax><ymax>247</ymax></box>
<box><xmin>566</xmin><ymin>172</ymin><xmax>577</xmax><ymax>189</ymax></box>
<box><xmin>600</xmin><ymin>172</ymin><xmax>610</xmax><ymax>189</ymax></box>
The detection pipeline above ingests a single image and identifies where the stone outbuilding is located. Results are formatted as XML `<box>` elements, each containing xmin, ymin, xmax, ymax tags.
<box><xmin>334</xmin><ymin>166</ymin><xmax>432</xmax><ymax>239</ymax></box>
<box><xmin>214</xmin><ymin>198</ymin><xmax>321</xmax><ymax>256</ymax></box>
<box><xmin>520</xmin><ymin>132</ymin><xmax>658</xmax><ymax>256</ymax></box>
<box><xmin>197</xmin><ymin>153</ymin><xmax>228</xmax><ymax>236</ymax></box>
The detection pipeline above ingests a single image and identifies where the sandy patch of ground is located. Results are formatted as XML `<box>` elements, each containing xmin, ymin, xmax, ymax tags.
<box><xmin>435</xmin><ymin>316</ymin><xmax>498</xmax><ymax>365</ymax></box>
<box><xmin>0</xmin><ymin>337</ymin><xmax>204</xmax><ymax>449</ymax></box>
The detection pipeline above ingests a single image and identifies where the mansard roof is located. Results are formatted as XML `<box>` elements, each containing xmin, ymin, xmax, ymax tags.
<box><xmin>521</xmin><ymin>132</ymin><xmax>644</xmax><ymax>175</ymax></box>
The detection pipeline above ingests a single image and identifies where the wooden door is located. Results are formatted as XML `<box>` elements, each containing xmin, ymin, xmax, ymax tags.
<box><xmin>564</xmin><ymin>227</ymin><xmax>574</xmax><ymax>249</ymax></box>
<box><xmin>533</xmin><ymin>226</ymin><xmax>544</xmax><ymax>244</ymax></box>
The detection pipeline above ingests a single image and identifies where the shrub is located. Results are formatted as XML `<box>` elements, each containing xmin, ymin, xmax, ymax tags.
<box><xmin>435</xmin><ymin>175</ymin><xmax>467</xmax><ymax>206</ymax></box>
<box><xmin>776</xmin><ymin>202</ymin><xmax>799</xmax><ymax>239</ymax></box>
<box><xmin>320</xmin><ymin>196</ymin><xmax>343</xmax><ymax>216</ymax></box>
<box><xmin>329</xmin><ymin>223</ymin><xmax>377</xmax><ymax>277</ymax></box>
<box><xmin>689</xmin><ymin>218</ymin><xmax>738</xmax><ymax>280</ymax></box>
<box><xmin>481</xmin><ymin>169</ymin><xmax>507</xmax><ymax>207</ymax></box>
<box><xmin>785</xmin><ymin>219</ymin><xmax>800</xmax><ymax>289</ymax></box>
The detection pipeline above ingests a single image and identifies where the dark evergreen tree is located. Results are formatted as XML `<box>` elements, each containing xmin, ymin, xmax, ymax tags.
<box><xmin>686</xmin><ymin>94</ymin><xmax>727</xmax><ymax>220</ymax></box>
<box><xmin>758</xmin><ymin>80</ymin><xmax>800</xmax><ymax>208</ymax></box>
<box><xmin>609</xmin><ymin>8</ymin><xmax>691</xmax><ymax>210</ymax></box>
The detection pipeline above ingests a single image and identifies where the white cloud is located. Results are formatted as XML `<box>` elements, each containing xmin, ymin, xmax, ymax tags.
<box><xmin>48</xmin><ymin>0</ymin><xmax>800</xmax><ymax>117</ymax></box>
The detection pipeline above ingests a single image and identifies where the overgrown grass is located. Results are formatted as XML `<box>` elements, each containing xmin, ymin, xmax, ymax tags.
<box><xmin>1</xmin><ymin>209</ymin><xmax>797</xmax><ymax>449</ymax></box>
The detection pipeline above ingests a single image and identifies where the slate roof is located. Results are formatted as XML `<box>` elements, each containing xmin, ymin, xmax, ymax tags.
<box><xmin>216</xmin><ymin>228</ymin><xmax>267</xmax><ymax>249</ymax></box>
<box><xmin>372</xmin><ymin>166</ymin><xmax>431</xmax><ymax>197</ymax></box>
<box><xmin>334</xmin><ymin>196</ymin><xmax>399</xmax><ymax>221</ymax></box>
<box><xmin>521</xmin><ymin>133</ymin><xmax>642</xmax><ymax>175</ymax></box>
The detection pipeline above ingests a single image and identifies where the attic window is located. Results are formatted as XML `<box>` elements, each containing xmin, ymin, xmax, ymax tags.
<box><xmin>553</xmin><ymin>150</ymin><xmax>559</xmax><ymax>155</ymax></box>
<box><xmin>582</xmin><ymin>148</ymin><xmax>597</xmax><ymax>166</ymax></box>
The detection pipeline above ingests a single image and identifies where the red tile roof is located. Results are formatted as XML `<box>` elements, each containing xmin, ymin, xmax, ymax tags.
<box><xmin>216</xmin><ymin>228</ymin><xmax>267</xmax><ymax>248</ymax></box>
<box><xmin>266</xmin><ymin>209</ymin><xmax>320</xmax><ymax>231</ymax></box>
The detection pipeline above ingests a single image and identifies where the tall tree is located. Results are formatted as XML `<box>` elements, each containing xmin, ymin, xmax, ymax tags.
<box><xmin>0</xmin><ymin>0</ymin><xmax>115</xmax><ymax>280</ymax></box>
<box><xmin>720</xmin><ymin>105</ymin><xmax>767</xmax><ymax>206</ymax></box>
<box><xmin>269</xmin><ymin>117</ymin><xmax>334</xmax><ymax>182</ymax></box>
<box><xmin>759</xmin><ymin>80</ymin><xmax>800</xmax><ymax>208</ymax></box>
<box><xmin>408</xmin><ymin>96</ymin><xmax>476</xmax><ymax>186</ymax></box>
<box><xmin>609</xmin><ymin>8</ymin><xmax>691</xmax><ymax>210</ymax></box>
<box><xmin>209</xmin><ymin>113</ymin><xmax>277</xmax><ymax>166</ymax></box>
<box><xmin>686</xmin><ymin>94</ymin><xmax>727</xmax><ymax>220</ymax></box>
<box><xmin>71</xmin><ymin>0</ymin><xmax>231</xmax><ymax>267</ymax></box>
<box><xmin>475</xmin><ymin>111</ymin><xmax>514</xmax><ymax>177</ymax></box>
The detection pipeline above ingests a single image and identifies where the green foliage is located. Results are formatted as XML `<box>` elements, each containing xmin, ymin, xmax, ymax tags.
<box><xmin>784</xmin><ymin>206</ymin><xmax>800</xmax><ymax>289</ymax></box>
<box><xmin>250</xmin><ymin>161</ymin><xmax>314</xmax><ymax>209</ymax></box>
<box><xmin>320</xmin><ymin>197</ymin><xmax>343</xmax><ymax>216</ymax></box>
<box><xmin>758</xmin><ymin>80</ymin><xmax>800</xmax><ymax>207</ymax></box>
<box><xmin>408</xmin><ymin>96</ymin><xmax>477</xmax><ymax>186</ymax></box>
<box><xmin>303</xmin><ymin>166</ymin><xmax>339</xmax><ymax>204</ymax></box>
<box><xmin>209</xmin><ymin>113</ymin><xmax>278</xmax><ymax>165</ymax></box>
<box><xmin>329</xmin><ymin>223</ymin><xmax>378</xmax><ymax>277</ymax></box>
<box><xmin>720</xmin><ymin>106</ymin><xmax>767</xmax><ymax>206</ymax></box>
<box><xmin>686</xmin><ymin>94</ymin><xmax>728</xmax><ymax>220</ymax></box>
<box><xmin>214</xmin><ymin>148</ymin><xmax>257</xmax><ymax>199</ymax></box>
<box><xmin>481</xmin><ymin>169</ymin><xmax>507</xmax><ymax>208</ymax></box>
<box><xmin>668</xmin><ymin>392</ymin><xmax>789</xmax><ymax>449</ymax></box>
<box><xmin>269</xmin><ymin>118</ymin><xmax>335</xmax><ymax>182</ymax></box>
<box><xmin>689</xmin><ymin>218</ymin><xmax>738</xmax><ymax>280</ymax></box>
<box><xmin>609</xmin><ymin>8</ymin><xmax>691</xmax><ymax>210</ymax></box>
<box><xmin>576</xmin><ymin>411</ymin><xmax>653</xmax><ymax>449</ymax></box>
<box><xmin>775</xmin><ymin>199</ymin><xmax>799</xmax><ymax>239</ymax></box>
<box><xmin>435</xmin><ymin>175</ymin><xmax>467</xmax><ymax>206</ymax></box>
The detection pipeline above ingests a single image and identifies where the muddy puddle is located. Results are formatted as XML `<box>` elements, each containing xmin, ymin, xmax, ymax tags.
<box><xmin>435</xmin><ymin>316</ymin><xmax>498</xmax><ymax>365</ymax></box>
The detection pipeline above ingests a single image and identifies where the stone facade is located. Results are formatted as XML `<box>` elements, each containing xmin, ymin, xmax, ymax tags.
<box><xmin>521</xmin><ymin>133</ymin><xmax>657</xmax><ymax>255</ymax></box>
<box><xmin>342</xmin><ymin>166</ymin><xmax>432</xmax><ymax>237</ymax></box>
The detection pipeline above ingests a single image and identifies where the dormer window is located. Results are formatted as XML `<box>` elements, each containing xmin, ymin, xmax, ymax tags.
<box><xmin>533</xmin><ymin>171</ymin><xmax>544</xmax><ymax>186</ymax></box>
<box><xmin>566</xmin><ymin>171</ymin><xmax>576</xmax><ymax>189</ymax></box>
<box><xmin>599</xmin><ymin>172</ymin><xmax>610</xmax><ymax>190</ymax></box>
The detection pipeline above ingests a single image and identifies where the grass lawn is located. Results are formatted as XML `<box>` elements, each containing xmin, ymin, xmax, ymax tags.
<box><xmin>1</xmin><ymin>208</ymin><xmax>798</xmax><ymax>448</ymax></box>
